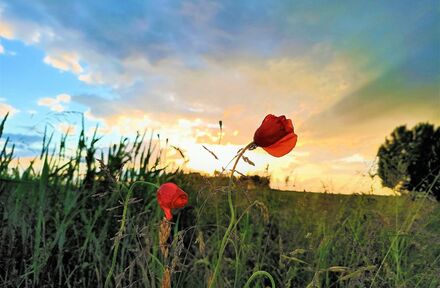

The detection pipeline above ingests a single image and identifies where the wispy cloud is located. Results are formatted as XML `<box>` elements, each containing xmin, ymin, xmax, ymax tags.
<box><xmin>2</xmin><ymin>132</ymin><xmax>42</xmax><ymax>144</ymax></box>
<box><xmin>0</xmin><ymin>41</ymin><xmax>16</xmax><ymax>56</ymax></box>
<box><xmin>44</xmin><ymin>52</ymin><xmax>83</xmax><ymax>73</ymax></box>
<box><xmin>0</xmin><ymin>99</ymin><xmax>18</xmax><ymax>116</ymax></box>
<box><xmin>338</xmin><ymin>154</ymin><xmax>367</xmax><ymax>164</ymax></box>
<box><xmin>37</xmin><ymin>93</ymin><xmax>71</xmax><ymax>112</ymax></box>
<box><xmin>57</xmin><ymin>122</ymin><xmax>76</xmax><ymax>135</ymax></box>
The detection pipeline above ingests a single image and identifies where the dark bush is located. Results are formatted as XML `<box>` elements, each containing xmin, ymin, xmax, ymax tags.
<box><xmin>377</xmin><ymin>123</ymin><xmax>440</xmax><ymax>200</ymax></box>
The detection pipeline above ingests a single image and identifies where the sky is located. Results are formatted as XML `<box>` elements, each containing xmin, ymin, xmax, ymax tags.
<box><xmin>0</xmin><ymin>0</ymin><xmax>439</xmax><ymax>194</ymax></box>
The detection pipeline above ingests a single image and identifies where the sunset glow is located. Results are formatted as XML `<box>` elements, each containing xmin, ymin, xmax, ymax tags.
<box><xmin>1</xmin><ymin>1</ymin><xmax>438</xmax><ymax>195</ymax></box>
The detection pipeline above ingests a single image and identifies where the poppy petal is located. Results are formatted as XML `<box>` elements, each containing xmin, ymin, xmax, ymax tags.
<box><xmin>263</xmin><ymin>132</ymin><xmax>298</xmax><ymax>157</ymax></box>
<box><xmin>172</xmin><ymin>194</ymin><xmax>188</xmax><ymax>208</ymax></box>
<box><xmin>284</xmin><ymin>119</ymin><xmax>293</xmax><ymax>132</ymax></box>
<box><xmin>262</xmin><ymin>114</ymin><xmax>276</xmax><ymax>124</ymax></box>
<box><xmin>163</xmin><ymin>207</ymin><xmax>173</xmax><ymax>221</ymax></box>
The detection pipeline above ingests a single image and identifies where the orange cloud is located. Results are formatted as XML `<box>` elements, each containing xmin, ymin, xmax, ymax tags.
<box><xmin>38</xmin><ymin>93</ymin><xmax>71</xmax><ymax>112</ymax></box>
<box><xmin>0</xmin><ymin>102</ymin><xmax>19</xmax><ymax>116</ymax></box>
<box><xmin>44</xmin><ymin>53</ymin><xmax>83</xmax><ymax>74</ymax></box>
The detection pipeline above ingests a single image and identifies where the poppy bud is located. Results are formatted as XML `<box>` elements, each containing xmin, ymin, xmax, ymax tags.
<box><xmin>157</xmin><ymin>182</ymin><xmax>189</xmax><ymax>220</ymax></box>
<box><xmin>253</xmin><ymin>114</ymin><xmax>298</xmax><ymax>157</ymax></box>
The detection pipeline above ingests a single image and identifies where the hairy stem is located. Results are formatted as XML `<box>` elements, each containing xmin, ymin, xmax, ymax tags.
<box><xmin>208</xmin><ymin>142</ymin><xmax>254</xmax><ymax>288</ymax></box>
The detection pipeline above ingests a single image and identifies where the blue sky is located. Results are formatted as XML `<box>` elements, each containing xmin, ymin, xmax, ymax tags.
<box><xmin>0</xmin><ymin>0</ymin><xmax>439</xmax><ymax>193</ymax></box>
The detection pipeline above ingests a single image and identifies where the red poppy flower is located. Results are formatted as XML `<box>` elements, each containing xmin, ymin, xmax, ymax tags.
<box><xmin>156</xmin><ymin>183</ymin><xmax>189</xmax><ymax>220</ymax></box>
<box><xmin>253</xmin><ymin>114</ymin><xmax>298</xmax><ymax>157</ymax></box>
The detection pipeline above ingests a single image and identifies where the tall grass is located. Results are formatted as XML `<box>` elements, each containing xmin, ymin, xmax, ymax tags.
<box><xmin>0</xmin><ymin>114</ymin><xmax>439</xmax><ymax>287</ymax></box>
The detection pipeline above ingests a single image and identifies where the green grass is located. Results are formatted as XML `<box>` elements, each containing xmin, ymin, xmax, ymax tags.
<box><xmin>0</xmin><ymin>114</ymin><xmax>439</xmax><ymax>287</ymax></box>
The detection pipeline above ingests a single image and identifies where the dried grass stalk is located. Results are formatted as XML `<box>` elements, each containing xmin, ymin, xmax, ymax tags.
<box><xmin>159</xmin><ymin>218</ymin><xmax>171</xmax><ymax>259</ymax></box>
<box><xmin>161</xmin><ymin>267</ymin><xmax>171</xmax><ymax>288</ymax></box>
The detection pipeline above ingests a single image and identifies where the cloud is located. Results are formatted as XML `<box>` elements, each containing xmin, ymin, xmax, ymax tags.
<box><xmin>338</xmin><ymin>154</ymin><xmax>367</xmax><ymax>163</ymax></box>
<box><xmin>37</xmin><ymin>93</ymin><xmax>71</xmax><ymax>112</ymax></box>
<box><xmin>0</xmin><ymin>100</ymin><xmax>18</xmax><ymax>116</ymax></box>
<box><xmin>302</xmin><ymin>61</ymin><xmax>440</xmax><ymax>159</ymax></box>
<box><xmin>44</xmin><ymin>52</ymin><xmax>83</xmax><ymax>73</ymax></box>
<box><xmin>0</xmin><ymin>42</ymin><xmax>16</xmax><ymax>56</ymax></box>
<box><xmin>2</xmin><ymin>132</ymin><xmax>43</xmax><ymax>144</ymax></box>
<box><xmin>57</xmin><ymin>122</ymin><xmax>76</xmax><ymax>135</ymax></box>
<box><xmin>70</xmin><ymin>46</ymin><xmax>371</xmax><ymax>145</ymax></box>
<box><xmin>0</xmin><ymin>12</ymin><xmax>14</xmax><ymax>39</ymax></box>
<box><xmin>0</xmin><ymin>133</ymin><xmax>43</xmax><ymax>158</ymax></box>
<box><xmin>0</xmin><ymin>4</ymin><xmax>49</xmax><ymax>44</ymax></box>
<box><xmin>180</xmin><ymin>1</ymin><xmax>221</xmax><ymax>24</ymax></box>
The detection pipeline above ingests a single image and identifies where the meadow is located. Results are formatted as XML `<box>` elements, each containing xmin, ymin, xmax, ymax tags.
<box><xmin>1</xmin><ymin>115</ymin><xmax>439</xmax><ymax>288</ymax></box>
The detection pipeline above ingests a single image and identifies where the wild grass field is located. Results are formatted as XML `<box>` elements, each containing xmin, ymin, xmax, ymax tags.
<box><xmin>1</xmin><ymin>115</ymin><xmax>439</xmax><ymax>288</ymax></box>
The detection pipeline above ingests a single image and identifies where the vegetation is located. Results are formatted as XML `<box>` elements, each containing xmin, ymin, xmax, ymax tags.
<box><xmin>1</xmin><ymin>114</ymin><xmax>439</xmax><ymax>287</ymax></box>
<box><xmin>377</xmin><ymin>123</ymin><xmax>440</xmax><ymax>200</ymax></box>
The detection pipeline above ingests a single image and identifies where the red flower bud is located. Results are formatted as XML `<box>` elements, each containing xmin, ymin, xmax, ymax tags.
<box><xmin>156</xmin><ymin>182</ymin><xmax>188</xmax><ymax>220</ymax></box>
<box><xmin>253</xmin><ymin>114</ymin><xmax>298</xmax><ymax>157</ymax></box>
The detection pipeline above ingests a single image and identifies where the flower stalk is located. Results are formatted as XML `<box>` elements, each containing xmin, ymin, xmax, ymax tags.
<box><xmin>208</xmin><ymin>141</ymin><xmax>254</xmax><ymax>288</ymax></box>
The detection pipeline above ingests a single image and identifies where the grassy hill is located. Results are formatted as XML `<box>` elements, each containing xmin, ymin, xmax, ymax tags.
<box><xmin>1</xmin><ymin>171</ymin><xmax>439</xmax><ymax>287</ymax></box>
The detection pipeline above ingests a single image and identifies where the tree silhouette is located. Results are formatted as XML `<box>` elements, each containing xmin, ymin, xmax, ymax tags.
<box><xmin>377</xmin><ymin>123</ymin><xmax>440</xmax><ymax>200</ymax></box>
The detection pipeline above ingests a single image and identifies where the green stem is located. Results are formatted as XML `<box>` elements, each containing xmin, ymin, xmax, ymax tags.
<box><xmin>226</xmin><ymin>238</ymin><xmax>240</xmax><ymax>288</ymax></box>
<box><xmin>104</xmin><ymin>181</ymin><xmax>159</xmax><ymax>288</ymax></box>
<box><xmin>243</xmin><ymin>270</ymin><xmax>276</xmax><ymax>288</ymax></box>
<box><xmin>208</xmin><ymin>142</ymin><xmax>254</xmax><ymax>288</ymax></box>
<box><xmin>208</xmin><ymin>186</ymin><xmax>235</xmax><ymax>288</ymax></box>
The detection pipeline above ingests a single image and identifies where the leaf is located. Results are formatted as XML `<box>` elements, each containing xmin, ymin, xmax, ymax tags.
<box><xmin>232</xmin><ymin>169</ymin><xmax>245</xmax><ymax>176</ymax></box>
<box><xmin>281</xmin><ymin>255</ymin><xmax>309</xmax><ymax>265</ymax></box>
<box><xmin>326</xmin><ymin>266</ymin><xmax>350</xmax><ymax>273</ymax></box>
<box><xmin>289</xmin><ymin>248</ymin><xmax>307</xmax><ymax>255</ymax></box>
<box><xmin>337</xmin><ymin>265</ymin><xmax>376</xmax><ymax>282</ymax></box>
<box><xmin>202</xmin><ymin>145</ymin><xmax>218</xmax><ymax>160</ymax></box>
<box><xmin>242</xmin><ymin>155</ymin><xmax>255</xmax><ymax>166</ymax></box>
<box><xmin>171</xmin><ymin>146</ymin><xmax>185</xmax><ymax>159</ymax></box>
